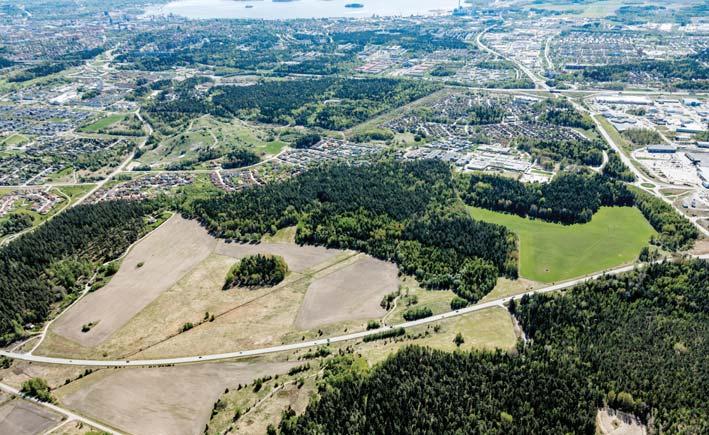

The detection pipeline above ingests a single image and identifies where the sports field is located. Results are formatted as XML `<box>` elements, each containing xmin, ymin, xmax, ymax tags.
<box><xmin>469</xmin><ymin>206</ymin><xmax>656</xmax><ymax>282</ymax></box>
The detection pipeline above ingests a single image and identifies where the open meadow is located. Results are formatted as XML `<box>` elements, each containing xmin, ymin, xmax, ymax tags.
<box><xmin>469</xmin><ymin>206</ymin><xmax>656</xmax><ymax>282</ymax></box>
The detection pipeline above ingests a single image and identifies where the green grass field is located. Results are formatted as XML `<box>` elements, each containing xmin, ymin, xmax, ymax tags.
<box><xmin>81</xmin><ymin>114</ymin><xmax>125</xmax><ymax>132</ymax></box>
<box><xmin>2</xmin><ymin>134</ymin><xmax>29</xmax><ymax>147</ymax></box>
<box><xmin>469</xmin><ymin>206</ymin><xmax>656</xmax><ymax>283</ymax></box>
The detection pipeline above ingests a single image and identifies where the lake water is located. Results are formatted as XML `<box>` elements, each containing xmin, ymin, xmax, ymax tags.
<box><xmin>144</xmin><ymin>0</ymin><xmax>461</xmax><ymax>20</ymax></box>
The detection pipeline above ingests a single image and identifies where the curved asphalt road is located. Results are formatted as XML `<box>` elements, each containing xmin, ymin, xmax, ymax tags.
<box><xmin>3</xmin><ymin>256</ymin><xmax>706</xmax><ymax>367</ymax></box>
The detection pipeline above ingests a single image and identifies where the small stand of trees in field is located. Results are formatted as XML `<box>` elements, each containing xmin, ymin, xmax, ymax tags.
<box><xmin>223</xmin><ymin>254</ymin><xmax>288</xmax><ymax>289</ymax></box>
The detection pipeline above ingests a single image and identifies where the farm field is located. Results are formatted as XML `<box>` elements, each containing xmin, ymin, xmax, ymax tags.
<box><xmin>56</xmin><ymin>361</ymin><xmax>298</xmax><ymax>435</ymax></box>
<box><xmin>37</xmin><ymin>215</ymin><xmax>401</xmax><ymax>359</ymax></box>
<box><xmin>0</xmin><ymin>392</ymin><xmax>63</xmax><ymax>435</ymax></box>
<box><xmin>295</xmin><ymin>255</ymin><xmax>398</xmax><ymax>329</ymax></box>
<box><xmin>46</xmin><ymin>215</ymin><xmax>217</xmax><ymax>349</ymax></box>
<box><xmin>469</xmin><ymin>206</ymin><xmax>656</xmax><ymax>282</ymax></box>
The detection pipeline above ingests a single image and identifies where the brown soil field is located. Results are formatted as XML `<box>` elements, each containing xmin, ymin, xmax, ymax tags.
<box><xmin>0</xmin><ymin>393</ymin><xmax>63</xmax><ymax>435</ymax></box>
<box><xmin>57</xmin><ymin>361</ymin><xmax>298</xmax><ymax>435</ymax></box>
<box><xmin>215</xmin><ymin>241</ymin><xmax>346</xmax><ymax>273</ymax></box>
<box><xmin>50</xmin><ymin>215</ymin><xmax>217</xmax><ymax>348</ymax></box>
<box><xmin>295</xmin><ymin>256</ymin><xmax>398</xmax><ymax>329</ymax></box>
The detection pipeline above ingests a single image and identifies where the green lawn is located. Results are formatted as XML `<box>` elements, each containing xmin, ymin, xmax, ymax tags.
<box><xmin>81</xmin><ymin>114</ymin><xmax>125</xmax><ymax>132</ymax></box>
<box><xmin>2</xmin><ymin>134</ymin><xmax>29</xmax><ymax>147</ymax></box>
<box><xmin>469</xmin><ymin>206</ymin><xmax>656</xmax><ymax>283</ymax></box>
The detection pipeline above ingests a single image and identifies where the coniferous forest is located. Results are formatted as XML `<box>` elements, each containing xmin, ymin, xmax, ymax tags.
<box><xmin>0</xmin><ymin>201</ymin><xmax>157</xmax><ymax>344</ymax></box>
<box><xmin>279</xmin><ymin>259</ymin><xmax>709</xmax><ymax>434</ymax></box>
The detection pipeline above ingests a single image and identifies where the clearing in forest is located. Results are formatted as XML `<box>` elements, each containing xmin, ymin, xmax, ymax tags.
<box><xmin>469</xmin><ymin>206</ymin><xmax>656</xmax><ymax>282</ymax></box>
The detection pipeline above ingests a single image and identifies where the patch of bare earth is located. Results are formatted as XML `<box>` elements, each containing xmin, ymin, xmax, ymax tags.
<box><xmin>295</xmin><ymin>255</ymin><xmax>398</xmax><ymax>330</ymax></box>
<box><xmin>0</xmin><ymin>392</ymin><xmax>63</xmax><ymax>435</ymax></box>
<box><xmin>596</xmin><ymin>408</ymin><xmax>646</xmax><ymax>435</ymax></box>
<box><xmin>47</xmin><ymin>215</ymin><xmax>216</xmax><ymax>349</ymax></box>
<box><xmin>56</xmin><ymin>361</ymin><xmax>298</xmax><ymax>435</ymax></box>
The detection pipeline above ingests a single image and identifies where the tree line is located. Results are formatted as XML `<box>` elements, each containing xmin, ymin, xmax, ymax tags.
<box><xmin>462</xmin><ymin>170</ymin><xmax>633</xmax><ymax>224</ymax></box>
<box><xmin>0</xmin><ymin>200</ymin><xmax>159</xmax><ymax>344</ymax></box>
<box><xmin>185</xmin><ymin>160</ymin><xmax>516</xmax><ymax>302</ymax></box>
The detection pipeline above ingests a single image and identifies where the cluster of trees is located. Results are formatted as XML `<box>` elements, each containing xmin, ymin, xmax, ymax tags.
<box><xmin>402</xmin><ymin>306</ymin><xmax>433</xmax><ymax>321</ymax></box>
<box><xmin>0</xmin><ymin>200</ymin><xmax>158</xmax><ymax>344</ymax></box>
<box><xmin>534</xmin><ymin>98</ymin><xmax>593</xmax><ymax>129</ymax></box>
<box><xmin>20</xmin><ymin>377</ymin><xmax>54</xmax><ymax>403</ymax></box>
<box><xmin>280</xmin><ymin>260</ymin><xmax>708</xmax><ymax>434</ymax></box>
<box><xmin>463</xmin><ymin>171</ymin><xmax>633</xmax><ymax>224</ymax></box>
<box><xmin>631</xmin><ymin>188</ymin><xmax>698</xmax><ymax>250</ymax></box>
<box><xmin>221</xmin><ymin>148</ymin><xmax>260</xmax><ymax>169</ymax></box>
<box><xmin>0</xmin><ymin>213</ymin><xmax>33</xmax><ymax>236</ymax></box>
<box><xmin>223</xmin><ymin>254</ymin><xmax>288</xmax><ymax>289</ymax></box>
<box><xmin>622</xmin><ymin>127</ymin><xmax>662</xmax><ymax>146</ymax></box>
<box><xmin>515</xmin><ymin>137</ymin><xmax>605</xmax><ymax>166</ymax></box>
<box><xmin>514</xmin><ymin>259</ymin><xmax>708</xmax><ymax>432</ymax></box>
<box><xmin>602</xmin><ymin>152</ymin><xmax>636</xmax><ymax>181</ymax></box>
<box><xmin>8</xmin><ymin>61</ymin><xmax>76</xmax><ymax>83</ymax></box>
<box><xmin>209</xmin><ymin>78</ymin><xmax>439</xmax><ymax>130</ymax></box>
<box><xmin>186</xmin><ymin>160</ymin><xmax>516</xmax><ymax>302</ymax></box>
<box><xmin>293</xmin><ymin>133</ymin><xmax>321</xmax><ymax>149</ymax></box>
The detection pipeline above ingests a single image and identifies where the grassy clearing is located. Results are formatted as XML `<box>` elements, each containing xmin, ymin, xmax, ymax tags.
<box><xmin>2</xmin><ymin>133</ymin><xmax>29</xmax><ymax>147</ymax></box>
<box><xmin>385</xmin><ymin>278</ymin><xmax>457</xmax><ymax>325</ymax></box>
<box><xmin>470</xmin><ymin>206</ymin><xmax>656</xmax><ymax>283</ymax></box>
<box><xmin>80</xmin><ymin>114</ymin><xmax>125</xmax><ymax>133</ymax></box>
<box><xmin>360</xmin><ymin>307</ymin><xmax>517</xmax><ymax>364</ymax></box>
<box><xmin>481</xmin><ymin>277</ymin><xmax>543</xmax><ymax>303</ymax></box>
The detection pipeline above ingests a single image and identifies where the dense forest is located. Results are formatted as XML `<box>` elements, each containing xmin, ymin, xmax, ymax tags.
<box><xmin>209</xmin><ymin>78</ymin><xmax>440</xmax><ymax>130</ymax></box>
<box><xmin>534</xmin><ymin>98</ymin><xmax>594</xmax><ymax>129</ymax></box>
<box><xmin>280</xmin><ymin>260</ymin><xmax>708</xmax><ymax>434</ymax></box>
<box><xmin>602</xmin><ymin>152</ymin><xmax>636</xmax><ymax>181</ymax></box>
<box><xmin>0</xmin><ymin>201</ymin><xmax>158</xmax><ymax>344</ymax></box>
<box><xmin>146</xmin><ymin>77</ymin><xmax>438</xmax><ymax>131</ymax></box>
<box><xmin>515</xmin><ymin>259</ymin><xmax>708</xmax><ymax>432</ymax></box>
<box><xmin>630</xmin><ymin>187</ymin><xmax>698</xmax><ymax>251</ymax></box>
<box><xmin>223</xmin><ymin>254</ymin><xmax>288</xmax><ymax>289</ymax></box>
<box><xmin>186</xmin><ymin>160</ymin><xmax>517</xmax><ymax>301</ymax></box>
<box><xmin>0</xmin><ymin>214</ymin><xmax>33</xmax><ymax>236</ymax></box>
<box><xmin>279</xmin><ymin>347</ymin><xmax>599</xmax><ymax>434</ymax></box>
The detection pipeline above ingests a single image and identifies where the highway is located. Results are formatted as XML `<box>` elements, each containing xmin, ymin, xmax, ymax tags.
<box><xmin>3</xmin><ymin>255</ymin><xmax>707</xmax><ymax>368</ymax></box>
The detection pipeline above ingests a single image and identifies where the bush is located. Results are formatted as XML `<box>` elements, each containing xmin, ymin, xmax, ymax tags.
<box><xmin>450</xmin><ymin>297</ymin><xmax>468</xmax><ymax>310</ymax></box>
<box><xmin>21</xmin><ymin>377</ymin><xmax>54</xmax><ymax>403</ymax></box>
